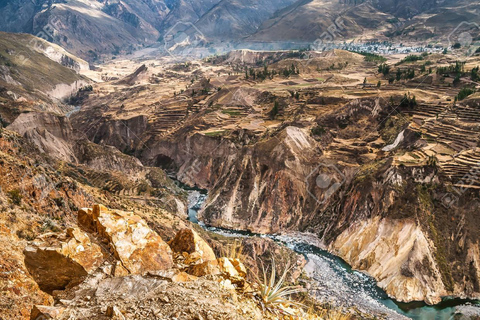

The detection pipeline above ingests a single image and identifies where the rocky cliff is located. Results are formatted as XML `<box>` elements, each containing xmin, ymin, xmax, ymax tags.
<box><xmin>134</xmin><ymin>94</ymin><xmax>480</xmax><ymax>305</ymax></box>
<box><xmin>0</xmin><ymin>32</ymin><xmax>89</xmax><ymax>112</ymax></box>
<box><xmin>19</xmin><ymin>203</ymin><xmax>315</xmax><ymax>319</ymax></box>
<box><xmin>0</xmin><ymin>124</ymin><xmax>317</xmax><ymax>319</ymax></box>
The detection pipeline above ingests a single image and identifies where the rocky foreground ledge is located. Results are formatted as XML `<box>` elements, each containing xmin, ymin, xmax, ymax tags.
<box><xmin>24</xmin><ymin>205</ymin><xmax>316</xmax><ymax>320</ymax></box>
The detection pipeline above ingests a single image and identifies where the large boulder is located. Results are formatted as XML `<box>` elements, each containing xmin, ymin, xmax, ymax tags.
<box><xmin>78</xmin><ymin>204</ymin><xmax>173</xmax><ymax>274</ymax></box>
<box><xmin>168</xmin><ymin>228</ymin><xmax>216</xmax><ymax>263</ymax></box>
<box><xmin>24</xmin><ymin>228</ymin><xmax>104</xmax><ymax>293</ymax></box>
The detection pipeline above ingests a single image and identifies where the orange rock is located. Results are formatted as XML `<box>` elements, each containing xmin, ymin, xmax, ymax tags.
<box><xmin>230</xmin><ymin>258</ymin><xmax>247</xmax><ymax>278</ymax></box>
<box><xmin>113</xmin><ymin>261</ymin><xmax>129</xmax><ymax>277</ymax></box>
<box><xmin>185</xmin><ymin>251</ymin><xmax>202</xmax><ymax>264</ymax></box>
<box><xmin>217</xmin><ymin>257</ymin><xmax>239</xmax><ymax>278</ymax></box>
<box><xmin>106</xmin><ymin>305</ymin><xmax>126</xmax><ymax>320</ymax></box>
<box><xmin>188</xmin><ymin>259</ymin><xmax>222</xmax><ymax>277</ymax></box>
<box><xmin>30</xmin><ymin>305</ymin><xmax>65</xmax><ymax>319</ymax></box>
<box><xmin>78</xmin><ymin>205</ymin><xmax>173</xmax><ymax>275</ymax></box>
<box><xmin>219</xmin><ymin>279</ymin><xmax>236</xmax><ymax>290</ymax></box>
<box><xmin>169</xmin><ymin>228</ymin><xmax>216</xmax><ymax>263</ymax></box>
<box><xmin>0</xmin><ymin>226</ymin><xmax>53</xmax><ymax>320</ymax></box>
<box><xmin>218</xmin><ymin>258</ymin><xmax>247</xmax><ymax>288</ymax></box>
<box><xmin>24</xmin><ymin>228</ymin><xmax>104</xmax><ymax>293</ymax></box>
<box><xmin>172</xmin><ymin>271</ymin><xmax>198</xmax><ymax>283</ymax></box>
<box><xmin>187</xmin><ymin>257</ymin><xmax>248</xmax><ymax>281</ymax></box>
<box><xmin>62</xmin><ymin>228</ymin><xmax>104</xmax><ymax>273</ymax></box>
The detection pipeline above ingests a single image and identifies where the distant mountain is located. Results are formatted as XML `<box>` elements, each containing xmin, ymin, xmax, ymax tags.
<box><xmin>158</xmin><ymin>0</ymin><xmax>222</xmax><ymax>33</ymax></box>
<box><xmin>0</xmin><ymin>0</ymin><xmax>478</xmax><ymax>60</ymax></box>
<box><xmin>370</xmin><ymin>0</ymin><xmax>438</xmax><ymax>18</ymax></box>
<box><xmin>191</xmin><ymin>0</ymin><xmax>299</xmax><ymax>40</ymax></box>
<box><xmin>248</xmin><ymin>0</ymin><xmax>480</xmax><ymax>45</ymax></box>
<box><xmin>0</xmin><ymin>31</ymin><xmax>89</xmax><ymax>123</ymax></box>
<box><xmin>0</xmin><ymin>0</ymin><xmax>167</xmax><ymax>61</ymax></box>
<box><xmin>247</xmin><ymin>0</ymin><xmax>392</xmax><ymax>43</ymax></box>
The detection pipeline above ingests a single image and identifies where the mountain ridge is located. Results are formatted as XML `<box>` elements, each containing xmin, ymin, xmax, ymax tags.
<box><xmin>1</xmin><ymin>0</ymin><xmax>477</xmax><ymax>61</ymax></box>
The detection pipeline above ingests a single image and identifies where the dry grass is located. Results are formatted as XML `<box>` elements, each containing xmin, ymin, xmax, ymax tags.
<box><xmin>223</xmin><ymin>238</ymin><xmax>245</xmax><ymax>260</ymax></box>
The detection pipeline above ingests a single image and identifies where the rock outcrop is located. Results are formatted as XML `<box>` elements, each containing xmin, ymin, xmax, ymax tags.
<box><xmin>168</xmin><ymin>228</ymin><xmax>216</xmax><ymax>262</ymax></box>
<box><xmin>187</xmin><ymin>257</ymin><xmax>247</xmax><ymax>287</ymax></box>
<box><xmin>330</xmin><ymin>216</ymin><xmax>446</xmax><ymax>305</ymax></box>
<box><xmin>24</xmin><ymin>227</ymin><xmax>104</xmax><ymax>293</ymax></box>
<box><xmin>7</xmin><ymin>112</ymin><xmax>77</xmax><ymax>163</ymax></box>
<box><xmin>22</xmin><ymin>206</ymin><xmax>313</xmax><ymax>320</ymax></box>
<box><xmin>0</xmin><ymin>224</ymin><xmax>53</xmax><ymax>320</ymax></box>
<box><xmin>30</xmin><ymin>305</ymin><xmax>65</xmax><ymax>320</ymax></box>
<box><xmin>140</xmin><ymin>122</ymin><xmax>480</xmax><ymax>305</ymax></box>
<box><xmin>78</xmin><ymin>205</ymin><xmax>174</xmax><ymax>274</ymax></box>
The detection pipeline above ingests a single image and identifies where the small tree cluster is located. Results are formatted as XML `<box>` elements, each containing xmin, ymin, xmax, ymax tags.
<box><xmin>395</xmin><ymin>68</ymin><xmax>415</xmax><ymax>81</ymax></box>
<box><xmin>399</xmin><ymin>93</ymin><xmax>417</xmax><ymax>109</ymax></box>
<box><xmin>437</xmin><ymin>61</ymin><xmax>466</xmax><ymax>75</ymax></box>
<box><xmin>396</xmin><ymin>54</ymin><xmax>424</xmax><ymax>65</ymax></box>
<box><xmin>281</xmin><ymin>64</ymin><xmax>299</xmax><ymax>77</ymax></box>
<box><xmin>456</xmin><ymin>87</ymin><xmax>476</xmax><ymax>101</ymax></box>
<box><xmin>269</xmin><ymin>101</ymin><xmax>280</xmax><ymax>119</ymax></box>
<box><xmin>471</xmin><ymin>66</ymin><xmax>479</xmax><ymax>81</ymax></box>
<box><xmin>378</xmin><ymin>63</ymin><xmax>390</xmax><ymax>76</ymax></box>
<box><xmin>353</xmin><ymin>51</ymin><xmax>387</xmax><ymax>63</ymax></box>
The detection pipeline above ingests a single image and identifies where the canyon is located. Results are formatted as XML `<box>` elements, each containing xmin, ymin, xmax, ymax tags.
<box><xmin>65</xmin><ymin>48</ymin><xmax>480</xmax><ymax>309</ymax></box>
<box><xmin>0</xmin><ymin>1</ymin><xmax>480</xmax><ymax>317</ymax></box>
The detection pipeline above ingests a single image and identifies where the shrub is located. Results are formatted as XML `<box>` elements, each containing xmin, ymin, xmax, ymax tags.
<box><xmin>223</xmin><ymin>239</ymin><xmax>245</xmax><ymax>260</ymax></box>
<box><xmin>471</xmin><ymin>66</ymin><xmax>479</xmax><ymax>81</ymax></box>
<box><xmin>311</xmin><ymin>125</ymin><xmax>326</xmax><ymax>137</ymax></box>
<box><xmin>269</xmin><ymin>101</ymin><xmax>279</xmax><ymax>119</ymax></box>
<box><xmin>378</xmin><ymin>63</ymin><xmax>390</xmax><ymax>75</ymax></box>
<box><xmin>7</xmin><ymin>189</ymin><xmax>22</xmax><ymax>205</ymax></box>
<box><xmin>396</xmin><ymin>54</ymin><xmax>423</xmax><ymax>65</ymax></box>
<box><xmin>53</xmin><ymin>197</ymin><xmax>65</xmax><ymax>207</ymax></box>
<box><xmin>79</xmin><ymin>85</ymin><xmax>93</xmax><ymax>92</ymax></box>
<box><xmin>255</xmin><ymin>258</ymin><xmax>305</xmax><ymax>315</ymax></box>
<box><xmin>352</xmin><ymin>51</ymin><xmax>387</xmax><ymax>63</ymax></box>
<box><xmin>456</xmin><ymin>87</ymin><xmax>475</xmax><ymax>101</ymax></box>
<box><xmin>453</xmin><ymin>74</ymin><xmax>461</xmax><ymax>86</ymax></box>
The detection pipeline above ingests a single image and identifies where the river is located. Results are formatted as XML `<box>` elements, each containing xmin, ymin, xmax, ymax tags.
<box><xmin>186</xmin><ymin>190</ymin><xmax>480</xmax><ymax>319</ymax></box>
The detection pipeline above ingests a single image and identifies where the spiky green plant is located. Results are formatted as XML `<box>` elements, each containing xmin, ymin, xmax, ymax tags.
<box><xmin>255</xmin><ymin>258</ymin><xmax>305</xmax><ymax>315</ymax></box>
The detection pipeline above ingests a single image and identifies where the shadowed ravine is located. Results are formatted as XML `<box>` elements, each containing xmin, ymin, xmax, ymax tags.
<box><xmin>186</xmin><ymin>189</ymin><xmax>480</xmax><ymax>319</ymax></box>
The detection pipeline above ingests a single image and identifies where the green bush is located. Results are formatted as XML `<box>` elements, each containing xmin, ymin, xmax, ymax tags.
<box><xmin>353</xmin><ymin>51</ymin><xmax>387</xmax><ymax>63</ymax></box>
<box><xmin>396</xmin><ymin>54</ymin><xmax>423</xmax><ymax>65</ymax></box>
<box><xmin>7</xmin><ymin>189</ymin><xmax>22</xmax><ymax>205</ymax></box>
<box><xmin>456</xmin><ymin>87</ymin><xmax>475</xmax><ymax>101</ymax></box>
<box><xmin>311</xmin><ymin>125</ymin><xmax>326</xmax><ymax>136</ymax></box>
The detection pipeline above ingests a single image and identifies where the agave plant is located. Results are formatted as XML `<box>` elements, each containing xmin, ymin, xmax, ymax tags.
<box><xmin>255</xmin><ymin>258</ymin><xmax>305</xmax><ymax>315</ymax></box>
